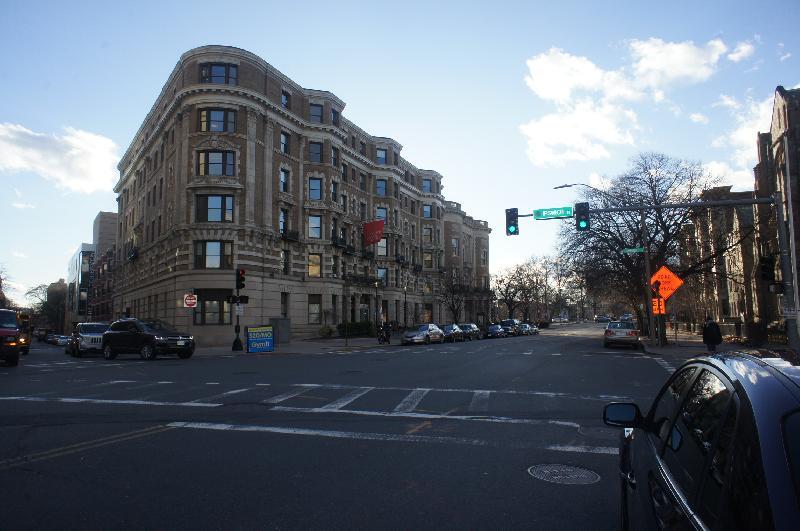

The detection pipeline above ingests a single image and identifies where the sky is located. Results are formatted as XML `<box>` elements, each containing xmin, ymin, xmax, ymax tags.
<box><xmin>1</xmin><ymin>0</ymin><xmax>798</xmax><ymax>305</ymax></box>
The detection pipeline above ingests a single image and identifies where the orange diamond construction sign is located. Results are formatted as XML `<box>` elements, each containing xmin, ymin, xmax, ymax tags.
<box><xmin>650</xmin><ymin>266</ymin><xmax>684</xmax><ymax>300</ymax></box>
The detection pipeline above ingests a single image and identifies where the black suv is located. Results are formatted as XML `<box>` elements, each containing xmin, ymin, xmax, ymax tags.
<box><xmin>604</xmin><ymin>350</ymin><xmax>800</xmax><ymax>530</ymax></box>
<box><xmin>102</xmin><ymin>318</ymin><xmax>194</xmax><ymax>360</ymax></box>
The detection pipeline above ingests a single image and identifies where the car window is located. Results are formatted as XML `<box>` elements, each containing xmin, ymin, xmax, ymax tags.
<box><xmin>696</xmin><ymin>398</ymin><xmax>738</xmax><ymax>526</ymax></box>
<box><xmin>110</xmin><ymin>321</ymin><xmax>128</xmax><ymax>332</ymax></box>
<box><xmin>80</xmin><ymin>324</ymin><xmax>109</xmax><ymax>334</ymax></box>
<box><xmin>608</xmin><ymin>322</ymin><xmax>635</xmax><ymax>329</ymax></box>
<box><xmin>662</xmin><ymin>370</ymin><xmax>731</xmax><ymax>501</ymax></box>
<box><xmin>650</xmin><ymin>367</ymin><xmax>697</xmax><ymax>445</ymax></box>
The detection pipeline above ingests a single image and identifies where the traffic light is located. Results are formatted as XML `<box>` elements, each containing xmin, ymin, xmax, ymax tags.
<box><xmin>505</xmin><ymin>208</ymin><xmax>519</xmax><ymax>236</ymax></box>
<box><xmin>759</xmin><ymin>256</ymin><xmax>775</xmax><ymax>282</ymax></box>
<box><xmin>235</xmin><ymin>267</ymin><xmax>246</xmax><ymax>290</ymax></box>
<box><xmin>575</xmin><ymin>202</ymin><xmax>590</xmax><ymax>231</ymax></box>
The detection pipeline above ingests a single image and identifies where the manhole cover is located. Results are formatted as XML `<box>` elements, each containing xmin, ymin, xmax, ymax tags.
<box><xmin>527</xmin><ymin>464</ymin><xmax>600</xmax><ymax>485</ymax></box>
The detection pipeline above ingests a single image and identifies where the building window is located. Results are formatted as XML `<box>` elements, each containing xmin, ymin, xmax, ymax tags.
<box><xmin>341</xmin><ymin>163</ymin><xmax>348</xmax><ymax>182</ymax></box>
<box><xmin>309</xmin><ymin>178</ymin><xmax>322</xmax><ymax>200</ymax></box>
<box><xmin>359</xmin><ymin>141</ymin><xmax>366</xmax><ymax>155</ymax></box>
<box><xmin>452</xmin><ymin>238</ymin><xmax>460</xmax><ymax>256</ymax></box>
<box><xmin>423</xmin><ymin>226</ymin><xmax>432</xmax><ymax>243</ymax></box>
<box><xmin>194</xmin><ymin>241</ymin><xmax>233</xmax><ymax>269</ymax></box>
<box><xmin>279</xmin><ymin>209</ymin><xmax>288</xmax><ymax>234</ymax></box>
<box><xmin>199</xmin><ymin>109</ymin><xmax>236</xmax><ymax>133</ymax></box>
<box><xmin>308</xmin><ymin>294</ymin><xmax>322</xmax><ymax>324</ymax></box>
<box><xmin>481</xmin><ymin>249</ymin><xmax>487</xmax><ymax>266</ymax></box>
<box><xmin>331</xmin><ymin>109</ymin><xmax>340</xmax><ymax>126</ymax></box>
<box><xmin>376</xmin><ymin>179</ymin><xmax>387</xmax><ymax>197</ymax></box>
<box><xmin>308</xmin><ymin>215</ymin><xmax>321</xmax><ymax>238</ymax></box>
<box><xmin>279</xmin><ymin>168</ymin><xmax>289</xmax><ymax>193</ymax></box>
<box><xmin>196</xmin><ymin>195</ymin><xmax>233</xmax><ymax>222</ymax></box>
<box><xmin>359</xmin><ymin>173</ymin><xmax>367</xmax><ymax>191</ymax></box>
<box><xmin>423</xmin><ymin>252</ymin><xmax>433</xmax><ymax>268</ymax></box>
<box><xmin>377</xmin><ymin>238</ymin><xmax>388</xmax><ymax>256</ymax></box>
<box><xmin>331</xmin><ymin>147</ymin><xmax>339</xmax><ymax>167</ymax></box>
<box><xmin>280</xmin><ymin>249</ymin><xmax>290</xmax><ymax>274</ymax></box>
<box><xmin>308</xmin><ymin>253</ymin><xmax>321</xmax><ymax>278</ymax></box>
<box><xmin>376</xmin><ymin>207</ymin><xmax>387</xmax><ymax>221</ymax></box>
<box><xmin>331</xmin><ymin>181</ymin><xmax>338</xmax><ymax>202</ymax></box>
<box><xmin>377</xmin><ymin>268</ymin><xmax>387</xmax><ymax>285</ymax></box>
<box><xmin>281</xmin><ymin>91</ymin><xmax>291</xmax><ymax>109</ymax></box>
<box><xmin>281</xmin><ymin>292</ymin><xmax>289</xmax><ymax>317</ymax></box>
<box><xmin>197</xmin><ymin>151</ymin><xmax>235</xmax><ymax>176</ymax></box>
<box><xmin>422</xmin><ymin>179</ymin><xmax>432</xmax><ymax>193</ymax></box>
<box><xmin>393</xmin><ymin>209</ymin><xmax>398</xmax><ymax>226</ymax></box>
<box><xmin>193</xmin><ymin>290</ymin><xmax>233</xmax><ymax>325</ymax></box>
<box><xmin>280</xmin><ymin>132</ymin><xmax>290</xmax><ymax>154</ymax></box>
<box><xmin>360</xmin><ymin>202</ymin><xmax>367</xmax><ymax>221</ymax></box>
<box><xmin>310</xmin><ymin>104</ymin><xmax>323</xmax><ymax>123</ymax></box>
<box><xmin>309</xmin><ymin>141</ymin><xmax>323</xmax><ymax>163</ymax></box>
<box><xmin>376</xmin><ymin>148</ymin><xmax>387</xmax><ymax>165</ymax></box>
<box><xmin>393</xmin><ymin>151</ymin><xmax>398</xmax><ymax>165</ymax></box>
<box><xmin>200</xmin><ymin>63</ymin><xmax>238</xmax><ymax>85</ymax></box>
<box><xmin>423</xmin><ymin>204</ymin><xmax>432</xmax><ymax>218</ymax></box>
<box><xmin>393</xmin><ymin>182</ymin><xmax>399</xmax><ymax>198</ymax></box>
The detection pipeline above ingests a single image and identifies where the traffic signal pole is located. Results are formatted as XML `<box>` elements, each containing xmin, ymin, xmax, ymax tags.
<box><xmin>641</xmin><ymin>209</ymin><xmax>657</xmax><ymax>345</ymax></box>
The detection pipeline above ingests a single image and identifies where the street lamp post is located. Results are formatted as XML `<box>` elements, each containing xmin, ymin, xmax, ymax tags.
<box><xmin>374</xmin><ymin>280</ymin><xmax>379</xmax><ymax>327</ymax></box>
<box><xmin>403</xmin><ymin>285</ymin><xmax>407</xmax><ymax>328</ymax></box>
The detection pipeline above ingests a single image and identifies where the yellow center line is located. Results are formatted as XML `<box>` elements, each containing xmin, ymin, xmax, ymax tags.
<box><xmin>0</xmin><ymin>425</ymin><xmax>175</xmax><ymax>471</ymax></box>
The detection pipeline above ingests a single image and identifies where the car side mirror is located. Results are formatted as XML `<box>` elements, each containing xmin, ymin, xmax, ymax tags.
<box><xmin>603</xmin><ymin>402</ymin><xmax>643</xmax><ymax>428</ymax></box>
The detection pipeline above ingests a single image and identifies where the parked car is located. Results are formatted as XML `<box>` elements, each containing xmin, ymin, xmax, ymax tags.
<box><xmin>518</xmin><ymin>323</ymin><xmax>533</xmax><ymax>335</ymax></box>
<box><xmin>594</xmin><ymin>315</ymin><xmax>612</xmax><ymax>323</ymax></box>
<box><xmin>528</xmin><ymin>324</ymin><xmax>540</xmax><ymax>335</ymax></box>
<box><xmin>603</xmin><ymin>321</ymin><xmax>639</xmax><ymax>348</ymax></box>
<box><xmin>604</xmin><ymin>350</ymin><xmax>800</xmax><ymax>530</ymax></box>
<box><xmin>485</xmin><ymin>324</ymin><xmax>507</xmax><ymax>339</ymax></box>
<box><xmin>401</xmin><ymin>324</ymin><xmax>445</xmax><ymax>345</ymax></box>
<box><xmin>440</xmin><ymin>324</ymin><xmax>464</xmax><ymax>342</ymax></box>
<box><xmin>67</xmin><ymin>322</ymin><xmax>110</xmax><ymax>357</ymax></box>
<box><xmin>56</xmin><ymin>335</ymin><xmax>70</xmax><ymax>347</ymax></box>
<box><xmin>0</xmin><ymin>309</ymin><xmax>20</xmax><ymax>367</ymax></box>
<box><xmin>102</xmin><ymin>318</ymin><xmax>195</xmax><ymax>360</ymax></box>
<box><xmin>457</xmin><ymin>323</ymin><xmax>482</xmax><ymax>340</ymax></box>
<box><xmin>500</xmin><ymin>319</ymin><xmax>521</xmax><ymax>336</ymax></box>
<box><xmin>620</xmin><ymin>313</ymin><xmax>634</xmax><ymax>322</ymax></box>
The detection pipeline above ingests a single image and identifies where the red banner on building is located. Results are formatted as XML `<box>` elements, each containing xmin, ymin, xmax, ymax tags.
<box><xmin>363</xmin><ymin>220</ymin><xmax>385</xmax><ymax>246</ymax></box>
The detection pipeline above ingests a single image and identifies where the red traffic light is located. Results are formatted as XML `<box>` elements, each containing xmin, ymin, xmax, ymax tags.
<box><xmin>235</xmin><ymin>268</ymin><xmax>246</xmax><ymax>290</ymax></box>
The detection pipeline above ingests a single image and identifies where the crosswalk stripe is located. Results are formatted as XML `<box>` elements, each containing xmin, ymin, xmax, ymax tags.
<box><xmin>393</xmin><ymin>388</ymin><xmax>429</xmax><ymax>413</ymax></box>
<box><xmin>318</xmin><ymin>387</ymin><xmax>374</xmax><ymax>410</ymax></box>
<box><xmin>262</xmin><ymin>385</ymin><xmax>318</xmax><ymax>404</ymax></box>
<box><xmin>468</xmin><ymin>390</ymin><xmax>491</xmax><ymax>412</ymax></box>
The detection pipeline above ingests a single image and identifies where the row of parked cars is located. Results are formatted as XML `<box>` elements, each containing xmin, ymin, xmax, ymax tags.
<box><xmin>61</xmin><ymin>318</ymin><xmax>195</xmax><ymax>360</ymax></box>
<box><xmin>400</xmin><ymin>319</ymin><xmax>540</xmax><ymax>345</ymax></box>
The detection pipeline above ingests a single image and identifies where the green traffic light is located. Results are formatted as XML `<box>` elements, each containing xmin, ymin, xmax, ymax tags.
<box><xmin>579</xmin><ymin>220</ymin><xmax>587</xmax><ymax>228</ymax></box>
<box><xmin>509</xmin><ymin>226</ymin><xmax>516</xmax><ymax>233</ymax></box>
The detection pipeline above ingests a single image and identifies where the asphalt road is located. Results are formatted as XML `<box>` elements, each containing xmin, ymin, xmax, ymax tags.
<box><xmin>0</xmin><ymin>323</ymin><xmax>676</xmax><ymax>530</ymax></box>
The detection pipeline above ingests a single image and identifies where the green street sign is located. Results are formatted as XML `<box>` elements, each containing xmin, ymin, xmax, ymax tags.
<box><xmin>622</xmin><ymin>247</ymin><xmax>645</xmax><ymax>254</ymax></box>
<box><xmin>533</xmin><ymin>206</ymin><xmax>574</xmax><ymax>220</ymax></box>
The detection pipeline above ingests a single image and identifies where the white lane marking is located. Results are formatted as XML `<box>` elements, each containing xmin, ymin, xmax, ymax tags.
<box><xmin>393</xmin><ymin>388</ymin><xmax>430</xmax><ymax>413</ymax></box>
<box><xmin>468</xmin><ymin>390</ymin><xmax>491</xmax><ymax>412</ymax></box>
<box><xmin>262</xmin><ymin>384</ymin><xmax>318</xmax><ymax>404</ymax></box>
<box><xmin>648</xmin><ymin>357</ymin><xmax>676</xmax><ymax>373</ymax></box>
<box><xmin>205</xmin><ymin>382</ymin><xmax>220</xmax><ymax>385</ymax></box>
<box><xmin>271</xmin><ymin>405</ymin><xmax>580</xmax><ymax>428</ymax></box>
<box><xmin>0</xmin><ymin>396</ymin><xmax>219</xmax><ymax>408</ymax></box>
<box><xmin>256</xmin><ymin>383</ymin><xmax>271</xmax><ymax>386</ymax></box>
<box><xmin>545</xmin><ymin>444</ymin><xmax>619</xmax><ymax>455</ymax></box>
<box><xmin>318</xmin><ymin>387</ymin><xmax>374</xmax><ymax>410</ymax></box>
<box><xmin>157</xmin><ymin>381</ymin><xmax>174</xmax><ymax>384</ymax></box>
<box><xmin>168</xmin><ymin>421</ymin><xmax>489</xmax><ymax>446</ymax></box>
<box><xmin>189</xmin><ymin>387</ymin><xmax>251</xmax><ymax>403</ymax></box>
<box><xmin>30</xmin><ymin>379</ymin><xmax>137</xmax><ymax>397</ymax></box>
<box><xmin>551</xmin><ymin>353</ymin><xmax>562</xmax><ymax>356</ymax></box>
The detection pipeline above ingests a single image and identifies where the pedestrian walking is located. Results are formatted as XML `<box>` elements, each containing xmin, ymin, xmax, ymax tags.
<box><xmin>702</xmin><ymin>316</ymin><xmax>723</xmax><ymax>353</ymax></box>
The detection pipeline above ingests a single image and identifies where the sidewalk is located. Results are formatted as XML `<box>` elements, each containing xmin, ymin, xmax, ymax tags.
<box><xmin>640</xmin><ymin>329</ymin><xmax>785</xmax><ymax>358</ymax></box>
<box><xmin>192</xmin><ymin>335</ymin><xmax>387</xmax><ymax>357</ymax></box>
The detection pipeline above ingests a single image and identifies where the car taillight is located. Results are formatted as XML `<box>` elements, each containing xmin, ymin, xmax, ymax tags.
<box><xmin>604</xmin><ymin>330</ymin><xmax>613</xmax><ymax>336</ymax></box>
<box><xmin>628</xmin><ymin>331</ymin><xmax>638</xmax><ymax>336</ymax></box>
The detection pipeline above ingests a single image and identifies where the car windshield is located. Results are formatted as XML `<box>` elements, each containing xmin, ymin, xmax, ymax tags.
<box><xmin>141</xmin><ymin>320</ymin><xmax>178</xmax><ymax>333</ymax></box>
<box><xmin>79</xmin><ymin>324</ymin><xmax>109</xmax><ymax>334</ymax></box>
<box><xmin>0</xmin><ymin>312</ymin><xmax>17</xmax><ymax>329</ymax></box>
<box><xmin>416</xmin><ymin>325</ymin><xmax>428</xmax><ymax>331</ymax></box>
<box><xmin>500</xmin><ymin>320</ymin><xmax>515</xmax><ymax>326</ymax></box>
<box><xmin>489</xmin><ymin>325</ymin><xmax>501</xmax><ymax>331</ymax></box>
<box><xmin>608</xmin><ymin>322</ymin><xmax>635</xmax><ymax>329</ymax></box>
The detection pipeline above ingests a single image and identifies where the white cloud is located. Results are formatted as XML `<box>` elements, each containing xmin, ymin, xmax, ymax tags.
<box><xmin>521</xmin><ymin>38</ymin><xmax>731</xmax><ymax>167</ymax></box>
<box><xmin>13</xmin><ymin>188</ymin><xmax>21</xmax><ymax>198</ymax></box>
<box><xmin>704</xmin><ymin>160</ymin><xmax>753</xmax><ymax>191</ymax></box>
<box><xmin>690</xmin><ymin>113</ymin><xmax>709</xmax><ymax>124</ymax></box>
<box><xmin>780</xmin><ymin>53</ymin><xmax>792</xmax><ymax>62</ymax></box>
<box><xmin>713</xmin><ymin>94</ymin><xmax>740</xmax><ymax>109</ymax></box>
<box><xmin>713</xmin><ymin>94</ymin><xmax>773</xmax><ymax>169</ymax></box>
<box><xmin>727</xmin><ymin>41</ymin><xmax>755</xmax><ymax>62</ymax></box>
<box><xmin>519</xmin><ymin>101</ymin><xmax>637</xmax><ymax>166</ymax></box>
<box><xmin>588</xmin><ymin>172</ymin><xmax>612</xmax><ymax>190</ymax></box>
<box><xmin>0</xmin><ymin>123</ymin><xmax>119</xmax><ymax>194</ymax></box>
<box><xmin>11</xmin><ymin>202</ymin><xmax>35</xmax><ymax>209</ymax></box>
<box><xmin>11</xmin><ymin>251</ymin><xmax>27</xmax><ymax>259</ymax></box>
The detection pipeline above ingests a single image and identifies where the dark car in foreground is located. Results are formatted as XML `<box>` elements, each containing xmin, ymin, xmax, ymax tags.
<box><xmin>440</xmin><ymin>324</ymin><xmax>464</xmax><ymax>342</ymax></box>
<box><xmin>457</xmin><ymin>323</ymin><xmax>482</xmax><ymax>340</ymax></box>
<box><xmin>0</xmin><ymin>309</ymin><xmax>20</xmax><ymax>366</ymax></box>
<box><xmin>102</xmin><ymin>318</ymin><xmax>194</xmax><ymax>360</ymax></box>
<box><xmin>500</xmin><ymin>318</ymin><xmax>521</xmax><ymax>336</ymax></box>
<box><xmin>603</xmin><ymin>351</ymin><xmax>800</xmax><ymax>530</ymax></box>
<box><xmin>401</xmin><ymin>324</ymin><xmax>444</xmax><ymax>345</ymax></box>
<box><xmin>68</xmin><ymin>322</ymin><xmax>110</xmax><ymax>357</ymax></box>
<box><xmin>485</xmin><ymin>324</ymin><xmax>507</xmax><ymax>339</ymax></box>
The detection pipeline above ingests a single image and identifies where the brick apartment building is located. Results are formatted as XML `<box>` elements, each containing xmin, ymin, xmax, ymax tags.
<box><xmin>112</xmin><ymin>45</ymin><xmax>491</xmax><ymax>345</ymax></box>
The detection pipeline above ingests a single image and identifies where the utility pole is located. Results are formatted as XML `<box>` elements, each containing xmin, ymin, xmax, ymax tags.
<box><xmin>641</xmin><ymin>209</ymin><xmax>656</xmax><ymax>344</ymax></box>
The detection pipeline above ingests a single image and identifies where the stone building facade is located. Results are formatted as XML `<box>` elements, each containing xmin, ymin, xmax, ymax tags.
<box><xmin>112</xmin><ymin>45</ymin><xmax>490</xmax><ymax>345</ymax></box>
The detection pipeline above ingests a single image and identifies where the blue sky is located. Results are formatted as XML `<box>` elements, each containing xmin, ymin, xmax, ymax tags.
<box><xmin>1</xmin><ymin>0</ymin><xmax>798</xmax><ymax>304</ymax></box>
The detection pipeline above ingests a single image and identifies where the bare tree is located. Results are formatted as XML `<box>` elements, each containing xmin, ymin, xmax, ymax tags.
<box><xmin>440</xmin><ymin>273</ymin><xmax>467</xmax><ymax>323</ymax></box>
<box><xmin>492</xmin><ymin>267</ymin><xmax>522</xmax><ymax>319</ymax></box>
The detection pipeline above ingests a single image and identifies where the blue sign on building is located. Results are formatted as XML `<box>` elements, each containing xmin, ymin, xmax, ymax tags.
<box><xmin>246</xmin><ymin>325</ymin><xmax>274</xmax><ymax>353</ymax></box>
